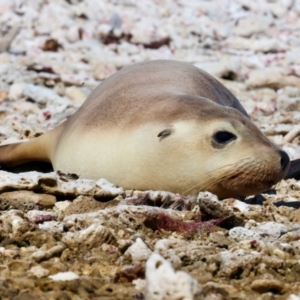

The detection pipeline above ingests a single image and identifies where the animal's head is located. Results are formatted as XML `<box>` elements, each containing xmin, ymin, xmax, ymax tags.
<box><xmin>196</xmin><ymin>108</ymin><xmax>289</xmax><ymax>198</ymax></box>
<box><xmin>155</xmin><ymin>100</ymin><xmax>289</xmax><ymax>198</ymax></box>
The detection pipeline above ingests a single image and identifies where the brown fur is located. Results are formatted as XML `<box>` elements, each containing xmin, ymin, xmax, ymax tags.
<box><xmin>66</xmin><ymin>60</ymin><xmax>249</xmax><ymax>130</ymax></box>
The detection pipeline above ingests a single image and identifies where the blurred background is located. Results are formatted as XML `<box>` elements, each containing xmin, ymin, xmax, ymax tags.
<box><xmin>0</xmin><ymin>0</ymin><xmax>300</xmax><ymax>157</ymax></box>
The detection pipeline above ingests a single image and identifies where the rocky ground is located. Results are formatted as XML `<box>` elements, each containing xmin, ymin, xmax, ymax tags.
<box><xmin>1</xmin><ymin>0</ymin><xmax>300</xmax><ymax>299</ymax></box>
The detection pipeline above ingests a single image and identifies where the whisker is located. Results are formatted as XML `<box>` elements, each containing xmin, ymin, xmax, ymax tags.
<box><xmin>182</xmin><ymin>156</ymin><xmax>272</xmax><ymax>196</ymax></box>
<box><xmin>182</xmin><ymin>165</ymin><xmax>245</xmax><ymax>195</ymax></box>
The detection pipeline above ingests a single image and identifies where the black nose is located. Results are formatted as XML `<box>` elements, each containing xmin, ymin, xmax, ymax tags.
<box><xmin>279</xmin><ymin>150</ymin><xmax>290</xmax><ymax>171</ymax></box>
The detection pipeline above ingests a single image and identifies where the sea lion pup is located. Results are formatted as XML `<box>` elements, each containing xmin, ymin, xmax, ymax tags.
<box><xmin>0</xmin><ymin>60</ymin><xmax>291</xmax><ymax>198</ymax></box>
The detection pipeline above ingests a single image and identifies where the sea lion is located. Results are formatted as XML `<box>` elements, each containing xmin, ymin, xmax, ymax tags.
<box><xmin>0</xmin><ymin>60</ymin><xmax>291</xmax><ymax>198</ymax></box>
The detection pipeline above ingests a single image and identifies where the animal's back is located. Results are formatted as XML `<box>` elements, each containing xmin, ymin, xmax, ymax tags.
<box><xmin>65</xmin><ymin>60</ymin><xmax>248</xmax><ymax>132</ymax></box>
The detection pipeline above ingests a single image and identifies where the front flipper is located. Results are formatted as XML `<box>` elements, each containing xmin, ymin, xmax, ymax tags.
<box><xmin>0</xmin><ymin>139</ymin><xmax>50</xmax><ymax>168</ymax></box>
<box><xmin>0</xmin><ymin>123</ymin><xmax>65</xmax><ymax>169</ymax></box>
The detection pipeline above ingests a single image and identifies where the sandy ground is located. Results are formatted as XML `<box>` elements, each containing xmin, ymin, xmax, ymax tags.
<box><xmin>1</xmin><ymin>0</ymin><xmax>300</xmax><ymax>299</ymax></box>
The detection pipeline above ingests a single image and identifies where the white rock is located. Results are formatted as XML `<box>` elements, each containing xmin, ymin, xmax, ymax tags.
<box><xmin>226</xmin><ymin>37</ymin><xmax>284</xmax><ymax>53</ymax></box>
<box><xmin>65</xmin><ymin>86</ymin><xmax>87</xmax><ymax>104</ymax></box>
<box><xmin>154</xmin><ymin>239</ymin><xmax>182</xmax><ymax>269</ymax></box>
<box><xmin>96</xmin><ymin>178</ymin><xmax>125</xmax><ymax>196</ymax></box>
<box><xmin>0</xmin><ymin>247</ymin><xmax>19</xmax><ymax>258</ymax></box>
<box><xmin>65</xmin><ymin>26</ymin><xmax>80</xmax><ymax>43</ymax></box>
<box><xmin>270</xmin><ymin>3</ymin><xmax>288</xmax><ymax>18</ymax></box>
<box><xmin>194</xmin><ymin>57</ymin><xmax>241</xmax><ymax>79</ymax></box>
<box><xmin>252</xmin><ymin>39</ymin><xmax>284</xmax><ymax>53</ymax></box>
<box><xmin>254</xmin><ymin>222</ymin><xmax>288</xmax><ymax>239</ymax></box>
<box><xmin>9</xmin><ymin>82</ymin><xmax>26</xmax><ymax>101</ymax></box>
<box><xmin>154</xmin><ymin>239</ymin><xmax>170</xmax><ymax>252</ymax></box>
<box><xmin>0</xmin><ymin>171</ymin><xmax>124</xmax><ymax>198</ymax></box>
<box><xmin>49</xmin><ymin>271</ymin><xmax>79</xmax><ymax>281</ymax></box>
<box><xmin>229</xmin><ymin>227</ymin><xmax>262</xmax><ymax>241</ymax></box>
<box><xmin>234</xmin><ymin>15</ymin><xmax>272</xmax><ymax>37</ymax></box>
<box><xmin>54</xmin><ymin>200</ymin><xmax>71</xmax><ymax>212</ymax></box>
<box><xmin>283</xmin><ymin>125</ymin><xmax>300</xmax><ymax>143</ymax></box>
<box><xmin>22</xmin><ymin>84</ymin><xmax>70</xmax><ymax>105</ymax></box>
<box><xmin>133</xmin><ymin>278</ymin><xmax>147</xmax><ymax>291</ymax></box>
<box><xmin>38</xmin><ymin>221</ymin><xmax>65</xmax><ymax>233</ymax></box>
<box><xmin>0</xmin><ymin>210</ymin><xmax>29</xmax><ymax>237</ymax></box>
<box><xmin>247</xmin><ymin>68</ymin><xmax>300</xmax><ymax>89</ymax></box>
<box><xmin>124</xmin><ymin>238</ymin><xmax>152</xmax><ymax>263</ymax></box>
<box><xmin>288</xmin><ymin>295</ymin><xmax>300</xmax><ymax>300</ymax></box>
<box><xmin>31</xmin><ymin>243</ymin><xmax>66</xmax><ymax>262</ymax></box>
<box><xmin>224</xmin><ymin>199</ymin><xmax>250</xmax><ymax>212</ymax></box>
<box><xmin>145</xmin><ymin>253</ymin><xmax>202</xmax><ymax>300</ymax></box>
<box><xmin>212</xmin><ymin>249</ymin><xmax>261</xmax><ymax>277</ymax></box>
<box><xmin>29</xmin><ymin>265</ymin><xmax>50</xmax><ymax>278</ymax></box>
<box><xmin>26</xmin><ymin>210</ymin><xmax>58</xmax><ymax>222</ymax></box>
<box><xmin>62</xmin><ymin>223</ymin><xmax>116</xmax><ymax>250</ymax></box>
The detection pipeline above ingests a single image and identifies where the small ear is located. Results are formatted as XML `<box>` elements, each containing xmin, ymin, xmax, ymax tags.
<box><xmin>157</xmin><ymin>129</ymin><xmax>172</xmax><ymax>138</ymax></box>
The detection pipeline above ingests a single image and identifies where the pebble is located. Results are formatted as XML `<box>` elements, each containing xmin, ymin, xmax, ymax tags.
<box><xmin>208</xmin><ymin>249</ymin><xmax>261</xmax><ymax>277</ymax></box>
<box><xmin>228</xmin><ymin>227</ymin><xmax>262</xmax><ymax>241</ymax></box>
<box><xmin>62</xmin><ymin>223</ymin><xmax>117</xmax><ymax>250</ymax></box>
<box><xmin>124</xmin><ymin>238</ymin><xmax>152</xmax><ymax>263</ymax></box>
<box><xmin>49</xmin><ymin>271</ymin><xmax>79</xmax><ymax>281</ymax></box>
<box><xmin>64</xmin><ymin>195</ymin><xmax>108</xmax><ymax>215</ymax></box>
<box><xmin>29</xmin><ymin>265</ymin><xmax>50</xmax><ymax>278</ymax></box>
<box><xmin>31</xmin><ymin>243</ymin><xmax>66</xmax><ymax>263</ymax></box>
<box><xmin>65</xmin><ymin>86</ymin><xmax>88</xmax><ymax>104</ymax></box>
<box><xmin>233</xmin><ymin>15</ymin><xmax>271</xmax><ymax>37</ymax></box>
<box><xmin>251</xmin><ymin>279</ymin><xmax>285</xmax><ymax>294</ymax></box>
<box><xmin>54</xmin><ymin>200</ymin><xmax>71</xmax><ymax>212</ymax></box>
<box><xmin>0</xmin><ymin>190</ymin><xmax>56</xmax><ymax>208</ymax></box>
<box><xmin>253</xmin><ymin>222</ymin><xmax>288</xmax><ymax>240</ymax></box>
<box><xmin>26</xmin><ymin>210</ymin><xmax>57</xmax><ymax>222</ymax></box>
<box><xmin>288</xmin><ymin>295</ymin><xmax>300</xmax><ymax>300</ymax></box>
<box><xmin>145</xmin><ymin>253</ymin><xmax>202</xmax><ymax>300</ymax></box>
<box><xmin>224</xmin><ymin>198</ymin><xmax>251</xmax><ymax>212</ymax></box>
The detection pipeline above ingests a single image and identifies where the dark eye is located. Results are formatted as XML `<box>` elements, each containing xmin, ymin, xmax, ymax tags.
<box><xmin>213</xmin><ymin>131</ymin><xmax>236</xmax><ymax>145</ymax></box>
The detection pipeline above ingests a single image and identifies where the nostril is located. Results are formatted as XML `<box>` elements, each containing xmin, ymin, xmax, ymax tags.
<box><xmin>279</xmin><ymin>150</ymin><xmax>290</xmax><ymax>171</ymax></box>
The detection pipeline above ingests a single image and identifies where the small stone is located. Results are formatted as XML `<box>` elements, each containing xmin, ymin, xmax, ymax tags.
<box><xmin>31</xmin><ymin>243</ymin><xmax>66</xmax><ymax>262</ymax></box>
<box><xmin>247</xmin><ymin>69</ymin><xmax>300</xmax><ymax>89</ymax></box>
<box><xmin>65</xmin><ymin>86</ymin><xmax>87</xmax><ymax>104</ymax></box>
<box><xmin>124</xmin><ymin>238</ymin><xmax>152</xmax><ymax>263</ymax></box>
<box><xmin>292</xmin><ymin>208</ymin><xmax>300</xmax><ymax>223</ymax></box>
<box><xmin>0</xmin><ymin>247</ymin><xmax>20</xmax><ymax>258</ymax></box>
<box><xmin>145</xmin><ymin>253</ymin><xmax>202</xmax><ymax>300</ymax></box>
<box><xmin>209</xmin><ymin>232</ymin><xmax>232</xmax><ymax>247</ymax></box>
<box><xmin>0</xmin><ymin>91</ymin><xmax>8</xmax><ymax>101</ymax></box>
<box><xmin>0</xmin><ymin>190</ymin><xmax>56</xmax><ymax>208</ymax></box>
<box><xmin>49</xmin><ymin>271</ymin><xmax>79</xmax><ymax>281</ymax></box>
<box><xmin>254</xmin><ymin>222</ymin><xmax>288</xmax><ymax>240</ymax></box>
<box><xmin>224</xmin><ymin>198</ymin><xmax>250</xmax><ymax>212</ymax></box>
<box><xmin>64</xmin><ymin>195</ymin><xmax>107</xmax><ymax>215</ymax></box>
<box><xmin>234</xmin><ymin>15</ymin><xmax>271</xmax><ymax>37</ymax></box>
<box><xmin>27</xmin><ymin>210</ymin><xmax>57</xmax><ymax>223</ymax></box>
<box><xmin>62</xmin><ymin>223</ymin><xmax>117</xmax><ymax>250</ymax></box>
<box><xmin>229</xmin><ymin>227</ymin><xmax>262</xmax><ymax>241</ymax></box>
<box><xmin>9</xmin><ymin>82</ymin><xmax>26</xmax><ymax>101</ymax></box>
<box><xmin>54</xmin><ymin>200</ymin><xmax>71</xmax><ymax>212</ymax></box>
<box><xmin>288</xmin><ymin>295</ymin><xmax>300</xmax><ymax>300</ymax></box>
<box><xmin>251</xmin><ymin>279</ymin><xmax>285</xmax><ymax>294</ymax></box>
<box><xmin>29</xmin><ymin>265</ymin><xmax>50</xmax><ymax>278</ymax></box>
